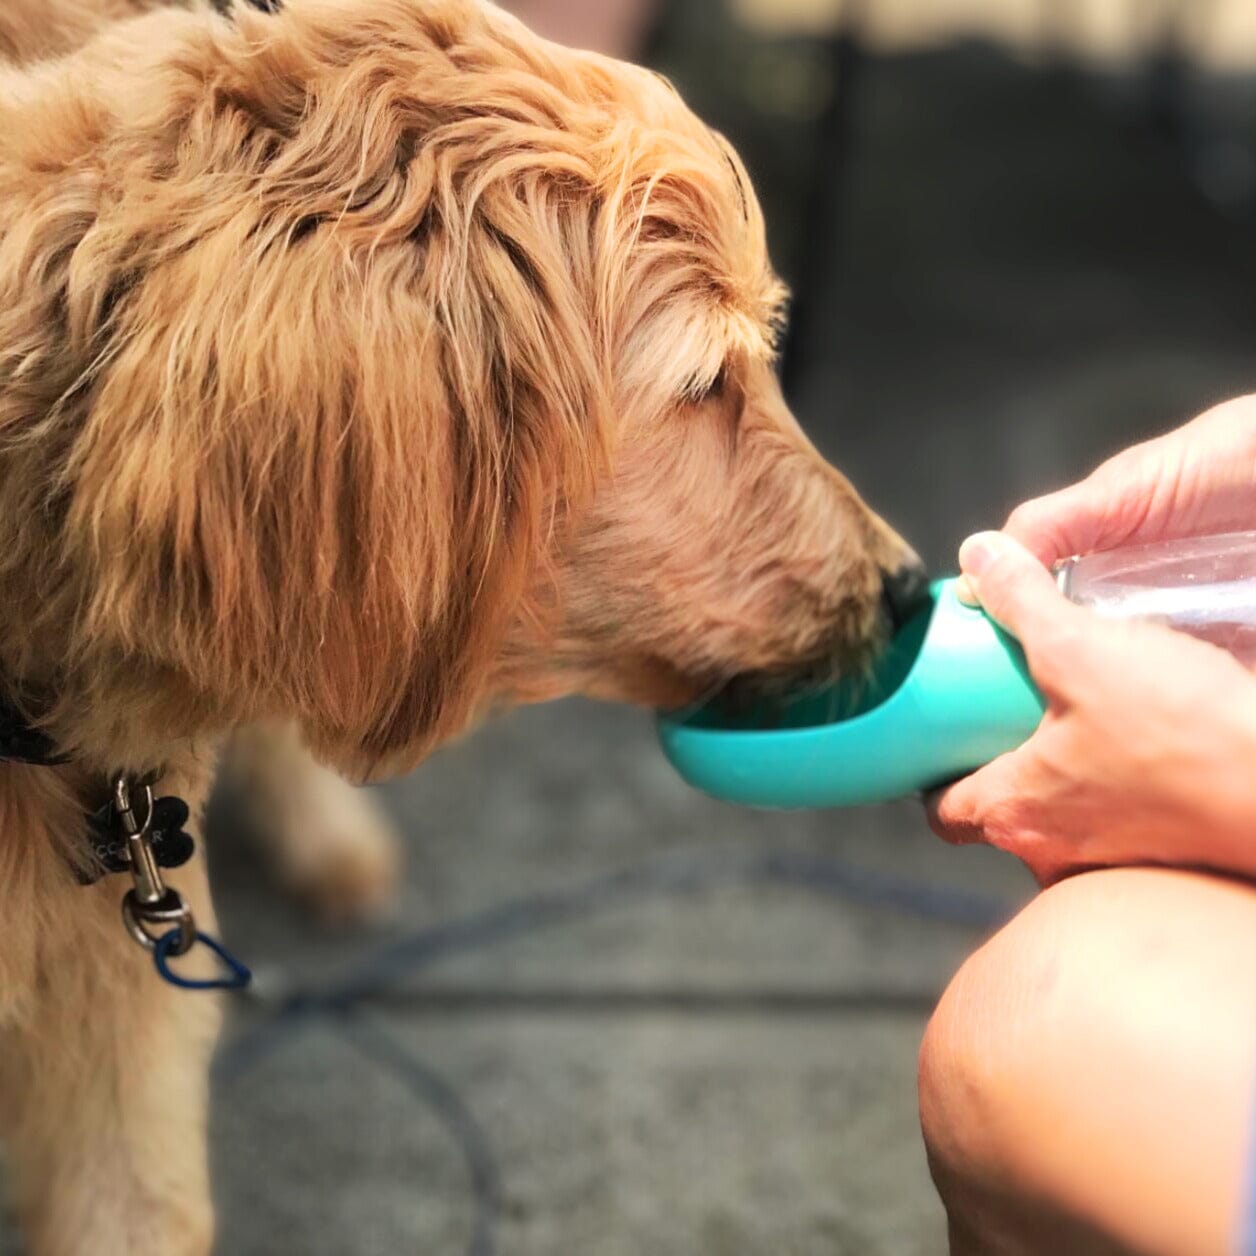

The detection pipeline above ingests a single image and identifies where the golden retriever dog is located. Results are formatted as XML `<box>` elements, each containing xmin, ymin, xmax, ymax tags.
<box><xmin>0</xmin><ymin>0</ymin><xmax>924</xmax><ymax>1251</ymax></box>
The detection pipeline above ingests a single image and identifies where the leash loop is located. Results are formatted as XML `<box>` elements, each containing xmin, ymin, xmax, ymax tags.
<box><xmin>122</xmin><ymin>886</ymin><xmax>195</xmax><ymax>954</ymax></box>
<box><xmin>154</xmin><ymin>929</ymin><xmax>252</xmax><ymax>992</ymax></box>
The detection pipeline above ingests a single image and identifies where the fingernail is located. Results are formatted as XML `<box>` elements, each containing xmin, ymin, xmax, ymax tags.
<box><xmin>959</xmin><ymin>531</ymin><xmax>1002</xmax><ymax>579</ymax></box>
<box><xmin>954</xmin><ymin>574</ymin><xmax>979</xmax><ymax>607</ymax></box>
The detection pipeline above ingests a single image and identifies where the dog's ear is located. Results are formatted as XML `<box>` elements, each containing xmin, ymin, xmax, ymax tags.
<box><xmin>5</xmin><ymin>3</ymin><xmax>613</xmax><ymax>771</ymax></box>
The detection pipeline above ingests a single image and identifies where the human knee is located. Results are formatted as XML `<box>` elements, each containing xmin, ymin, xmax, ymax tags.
<box><xmin>920</xmin><ymin>868</ymin><xmax>1256</xmax><ymax>1256</ymax></box>
<box><xmin>918</xmin><ymin>873</ymin><xmax>1124</xmax><ymax>1196</ymax></box>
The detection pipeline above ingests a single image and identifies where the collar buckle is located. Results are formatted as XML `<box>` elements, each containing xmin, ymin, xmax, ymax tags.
<box><xmin>113</xmin><ymin>775</ymin><xmax>196</xmax><ymax>957</ymax></box>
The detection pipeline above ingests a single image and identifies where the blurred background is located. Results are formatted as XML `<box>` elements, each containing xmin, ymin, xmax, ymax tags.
<box><xmin>11</xmin><ymin>2</ymin><xmax>1256</xmax><ymax>1254</ymax></box>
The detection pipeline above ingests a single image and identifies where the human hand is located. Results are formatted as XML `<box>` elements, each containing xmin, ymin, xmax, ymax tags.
<box><xmin>928</xmin><ymin>531</ymin><xmax>1256</xmax><ymax>884</ymax></box>
<box><xmin>1003</xmin><ymin>396</ymin><xmax>1256</xmax><ymax>567</ymax></box>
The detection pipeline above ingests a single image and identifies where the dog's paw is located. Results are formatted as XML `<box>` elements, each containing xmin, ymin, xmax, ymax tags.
<box><xmin>285</xmin><ymin>780</ymin><xmax>403</xmax><ymax>926</ymax></box>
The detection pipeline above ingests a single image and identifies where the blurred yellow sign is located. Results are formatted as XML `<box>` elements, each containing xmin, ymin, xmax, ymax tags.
<box><xmin>732</xmin><ymin>0</ymin><xmax>1256</xmax><ymax>71</ymax></box>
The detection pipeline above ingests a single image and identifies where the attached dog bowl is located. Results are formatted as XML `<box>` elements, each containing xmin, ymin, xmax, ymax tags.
<box><xmin>657</xmin><ymin>578</ymin><xmax>1046</xmax><ymax>809</ymax></box>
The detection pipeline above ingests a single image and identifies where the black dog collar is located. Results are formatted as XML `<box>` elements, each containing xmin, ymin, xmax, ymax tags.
<box><xmin>0</xmin><ymin>698</ymin><xmax>70</xmax><ymax>766</ymax></box>
<box><xmin>0</xmin><ymin>696</ymin><xmax>249</xmax><ymax>989</ymax></box>
<box><xmin>0</xmin><ymin>694</ymin><xmax>195</xmax><ymax>885</ymax></box>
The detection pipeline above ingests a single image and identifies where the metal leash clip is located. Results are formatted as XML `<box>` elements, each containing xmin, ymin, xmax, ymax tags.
<box><xmin>114</xmin><ymin>774</ymin><xmax>196</xmax><ymax>958</ymax></box>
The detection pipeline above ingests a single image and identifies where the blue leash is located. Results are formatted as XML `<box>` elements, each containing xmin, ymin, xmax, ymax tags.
<box><xmin>154</xmin><ymin>928</ymin><xmax>252</xmax><ymax>992</ymax></box>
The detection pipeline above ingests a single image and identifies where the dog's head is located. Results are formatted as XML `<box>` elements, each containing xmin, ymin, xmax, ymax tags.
<box><xmin>0</xmin><ymin>0</ymin><xmax>923</xmax><ymax>772</ymax></box>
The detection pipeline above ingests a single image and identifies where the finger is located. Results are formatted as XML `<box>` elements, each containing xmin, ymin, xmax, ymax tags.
<box><xmin>1003</xmin><ymin>484</ymin><xmax>1111</xmax><ymax>566</ymax></box>
<box><xmin>958</xmin><ymin>531</ymin><xmax>1086</xmax><ymax>645</ymax></box>
<box><xmin>924</xmin><ymin>752</ymin><xmax>1026</xmax><ymax>847</ymax></box>
<box><xmin>923</xmin><ymin>780</ymin><xmax>983</xmax><ymax>845</ymax></box>
<box><xmin>959</xmin><ymin>532</ymin><xmax>1096</xmax><ymax>697</ymax></box>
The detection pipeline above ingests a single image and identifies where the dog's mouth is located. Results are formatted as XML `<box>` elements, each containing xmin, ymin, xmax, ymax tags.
<box><xmin>672</xmin><ymin>582</ymin><xmax>936</xmax><ymax>731</ymax></box>
<box><xmin>676</xmin><ymin>614</ymin><xmax>890</xmax><ymax>727</ymax></box>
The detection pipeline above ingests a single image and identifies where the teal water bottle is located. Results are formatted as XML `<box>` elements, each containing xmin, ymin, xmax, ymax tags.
<box><xmin>657</xmin><ymin>532</ymin><xmax>1256</xmax><ymax>810</ymax></box>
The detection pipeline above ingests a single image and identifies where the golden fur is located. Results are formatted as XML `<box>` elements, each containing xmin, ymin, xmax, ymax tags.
<box><xmin>0</xmin><ymin>2</ymin><xmax>917</xmax><ymax>1251</ymax></box>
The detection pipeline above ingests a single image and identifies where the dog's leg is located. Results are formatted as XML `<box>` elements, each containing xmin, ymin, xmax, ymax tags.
<box><xmin>222</xmin><ymin>721</ymin><xmax>402</xmax><ymax>924</ymax></box>
<box><xmin>0</xmin><ymin>779</ymin><xmax>220</xmax><ymax>1256</ymax></box>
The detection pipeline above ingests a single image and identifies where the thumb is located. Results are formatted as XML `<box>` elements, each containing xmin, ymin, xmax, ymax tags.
<box><xmin>959</xmin><ymin>531</ymin><xmax>1086</xmax><ymax>690</ymax></box>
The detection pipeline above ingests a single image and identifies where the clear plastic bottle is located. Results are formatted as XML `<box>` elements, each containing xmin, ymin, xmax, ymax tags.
<box><xmin>1054</xmin><ymin>531</ymin><xmax>1256</xmax><ymax>665</ymax></box>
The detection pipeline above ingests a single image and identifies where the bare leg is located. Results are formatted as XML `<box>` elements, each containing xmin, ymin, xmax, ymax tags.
<box><xmin>919</xmin><ymin>867</ymin><xmax>1256</xmax><ymax>1256</ymax></box>
<box><xmin>0</xmin><ymin>771</ymin><xmax>221</xmax><ymax>1256</ymax></box>
<box><xmin>222</xmin><ymin>721</ymin><xmax>402</xmax><ymax>925</ymax></box>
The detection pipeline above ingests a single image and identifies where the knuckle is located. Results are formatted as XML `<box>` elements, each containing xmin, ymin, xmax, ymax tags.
<box><xmin>1004</xmin><ymin>499</ymin><xmax>1059</xmax><ymax>548</ymax></box>
<box><xmin>981</xmin><ymin>803</ymin><xmax>1022</xmax><ymax>851</ymax></box>
<box><xmin>970</xmin><ymin>769</ymin><xmax>1030</xmax><ymax>844</ymax></box>
<box><xmin>1004</xmin><ymin>492</ymin><xmax>1080</xmax><ymax>561</ymax></box>
<box><xmin>1003</xmin><ymin>500</ymin><xmax>1040</xmax><ymax>535</ymax></box>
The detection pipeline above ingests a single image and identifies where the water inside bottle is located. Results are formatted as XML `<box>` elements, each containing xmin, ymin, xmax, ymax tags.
<box><xmin>1057</xmin><ymin>531</ymin><xmax>1256</xmax><ymax>665</ymax></box>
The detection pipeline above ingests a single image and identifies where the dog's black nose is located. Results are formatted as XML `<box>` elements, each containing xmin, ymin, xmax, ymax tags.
<box><xmin>881</xmin><ymin>555</ymin><xmax>931</xmax><ymax>630</ymax></box>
